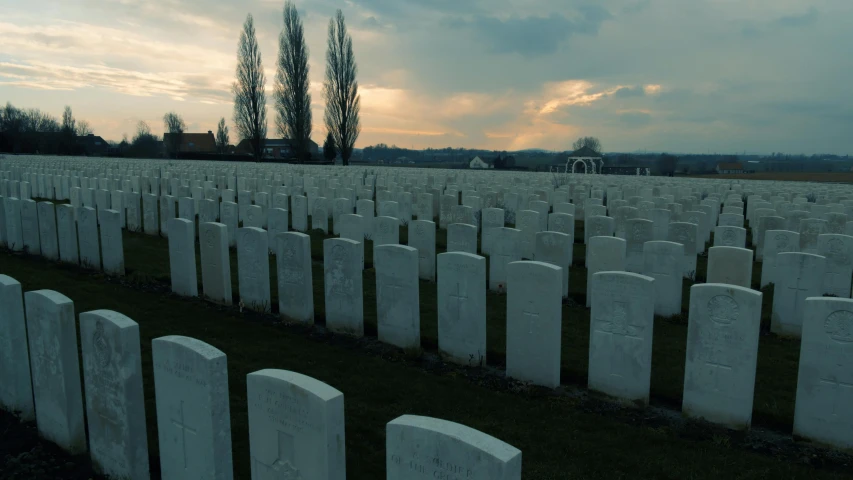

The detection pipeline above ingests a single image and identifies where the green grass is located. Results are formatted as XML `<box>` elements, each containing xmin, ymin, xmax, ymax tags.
<box><xmin>2</xmin><ymin>248</ymin><xmax>850</xmax><ymax>479</ymax></box>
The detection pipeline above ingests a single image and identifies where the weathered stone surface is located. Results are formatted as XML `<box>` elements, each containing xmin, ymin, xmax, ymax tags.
<box><xmin>152</xmin><ymin>335</ymin><xmax>233</xmax><ymax>480</ymax></box>
<box><xmin>200</xmin><ymin>222</ymin><xmax>233</xmax><ymax>305</ymax></box>
<box><xmin>78</xmin><ymin>206</ymin><xmax>101</xmax><ymax>270</ymax></box>
<box><xmin>586</xmin><ymin>236</ymin><xmax>626</xmax><ymax>307</ymax></box>
<box><xmin>683</xmin><ymin>284</ymin><xmax>762</xmax><ymax>430</ymax></box>
<box><xmin>589</xmin><ymin>271</ymin><xmax>655</xmax><ymax>404</ymax></box>
<box><xmin>324</xmin><ymin>238</ymin><xmax>364</xmax><ymax>336</ymax></box>
<box><xmin>0</xmin><ymin>275</ymin><xmax>35</xmax><ymax>421</ymax></box>
<box><xmin>437</xmin><ymin>252</ymin><xmax>487</xmax><ymax>366</ymax></box>
<box><xmin>506</xmin><ymin>261</ymin><xmax>562</xmax><ymax>388</ymax></box>
<box><xmin>276</xmin><ymin>232</ymin><xmax>314</xmax><ymax>323</ymax></box>
<box><xmin>771</xmin><ymin>252</ymin><xmax>826</xmax><ymax>337</ymax></box>
<box><xmin>375</xmin><ymin>244</ymin><xmax>421</xmax><ymax>349</ymax></box>
<box><xmin>408</xmin><ymin>219</ymin><xmax>436</xmax><ymax>281</ymax></box>
<box><xmin>706</xmin><ymin>246</ymin><xmax>753</xmax><ymax>288</ymax></box>
<box><xmin>25</xmin><ymin>290</ymin><xmax>87</xmax><ymax>454</ymax></box>
<box><xmin>99</xmin><ymin>209</ymin><xmax>125</xmax><ymax>276</ymax></box>
<box><xmin>247</xmin><ymin>369</ymin><xmax>345</xmax><ymax>480</ymax></box>
<box><xmin>237</xmin><ymin>227</ymin><xmax>271</xmax><ymax>312</ymax></box>
<box><xmin>642</xmin><ymin>241</ymin><xmax>684</xmax><ymax>317</ymax></box>
<box><xmin>167</xmin><ymin>218</ymin><xmax>198</xmax><ymax>297</ymax></box>
<box><xmin>386</xmin><ymin>415</ymin><xmax>521</xmax><ymax>480</ymax></box>
<box><xmin>80</xmin><ymin>310</ymin><xmax>150</xmax><ymax>479</ymax></box>
<box><xmin>793</xmin><ymin>297</ymin><xmax>853</xmax><ymax>449</ymax></box>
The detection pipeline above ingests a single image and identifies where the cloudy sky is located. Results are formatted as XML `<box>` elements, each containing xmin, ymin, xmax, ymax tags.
<box><xmin>1</xmin><ymin>0</ymin><xmax>850</xmax><ymax>154</ymax></box>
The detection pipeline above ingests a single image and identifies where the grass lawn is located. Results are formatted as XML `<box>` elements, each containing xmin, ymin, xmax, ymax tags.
<box><xmin>1</xmin><ymin>247</ymin><xmax>850</xmax><ymax>479</ymax></box>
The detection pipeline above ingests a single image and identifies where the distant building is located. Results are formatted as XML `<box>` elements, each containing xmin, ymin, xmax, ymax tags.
<box><xmin>236</xmin><ymin>138</ymin><xmax>320</xmax><ymax>160</ymax></box>
<box><xmin>716</xmin><ymin>162</ymin><xmax>744</xmax><ymax>174</ymax></box>
<box><xmin>469</xmin><ymin>156</ymin><xmax>492</xmax><ymax>169</ymax></box>
<box><xmin>602</xmin><ymin>165</ymin><xmax>649</xmax><ymax>175</ymax></box>
<box><xmin>76</xmin><ymin>134</ymin><xmax>110</xmax><ymax>156</ymax></box>
<box><xmin>163</xmin><ymin>131</ymin><xmax>217</xmax><ymax>154</ymax></box>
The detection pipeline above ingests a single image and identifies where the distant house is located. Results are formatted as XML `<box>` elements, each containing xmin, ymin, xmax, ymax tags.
<box><xmin>236</xmin><ymin>138</ymin><xmax>320</xmax><ymax>160</ymax></box>
<box><xmin>469</xmin><ymin>156</ymin><xmax>492</xmax><ymax>169</ymax></box>
<box><xmin>602</xmin><ymin>165</ymin><xmax>650</xmax><ymax>176</ymax></box>
<box><xmin>716</xmin><ymin>162</ymin><xmax>744</xmax><ymax>174</ymax></box>
<box><xmin>163</xmin><ymin>131</ymin><xmax>217</xmax><ymax>154</ymax></box>
<box><xmin>76</xmin><ymin>134</ymin><xmax>110</xmax><ymax>156</ymax></box>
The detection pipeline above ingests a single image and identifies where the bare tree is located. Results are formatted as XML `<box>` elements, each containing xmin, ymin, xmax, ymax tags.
<box><xmin>233</xmin><ymin>14</ymin><xmax>267</xmax><ymax>160</ymax></box>
<box><xmin>274</xmin><ymin>1</ymin><xmax>312</xmax><ymax>162</ymax></box>
<box><xmin>61</xmin><ymin>106</ymin><xmax>76</xmax><ymax>134</ymax></box>
<box><xmin>76</xmin><ymin>120</ymin><xmax>93</xmax><ymax>136</ymax></box>
<box><xmin>572</xmin><ymin>136</ymin><xmax>602</xmax><ymax>154</ymax></box>
<box><xmin>163</xmin><ymin>112</ymin><xmax>186</xmax><ymax>159</ymax></box>
<box><xmin>216</xmin><ymin>117</ymin><xmax>230</xmax><ymax>154</ymax></box>
<box><xmin>323</xmin><ymin>9</ymin><xmax>361</xmax><ymax>166</ymax></box>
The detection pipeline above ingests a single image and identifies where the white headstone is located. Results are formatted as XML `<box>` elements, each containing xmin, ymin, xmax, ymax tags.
<box><xmin>516</xmin><ymin>210</ymin><xmax>540</xmax><ymax>259</ymax></box>
<box><xmin>275</xmin><ymin>232</ymin><xmax>314</xmax><ymax>323</ymax></box>
<box><xmin>683</xmin><ymin>283</ymin><xmax>762</xmax><ymax>429</ymax></box>
<box><xmin>3</xmin><ymin>197</ymin><xmax>24</xmax><ymax>252</ymax></box>
<box><xmin>589</xmin><ymin>271</ymin><xmax>655</xmax><ymax>403</ymax></box>
<box><xmin>247</xmin><ymin>369</ymin><xmax>345</xmax><ymax>479</ymax></box>
<box><xmin>0</xmin><ymin>275</ymin><xmax>35</xmax><ymax>420</ymax></box>
<box><xmin>167</xmin><ymin>218</ymin><xmax>199</xmax><ymax>297</ymax></box>
<box><xmin>324</xmin><ymin>238</ymin><xmax>364</xmax><ymax>336</ymax></box>
<box><xmin>534</xmin><ymin>231</ymin><xmax>571</xmax><ymax>298</ymax></box>
<box><xmin>386</xmin><ymin>415</ymin><xmax>521</xmax><ymax>480</ymax></box>
<box><xmin>78</xmin><ymin>206</ymin><xmax>101</xmax><ymax>270</ymax></box>
<box><xmin>771</xmin><ymin>252</ymin><xmax>826</xmax><ymax>337</ymax></box>
<box><xmin>56</xmin><ymin>204</ymin><xmax>79</xmax><ymax>263</ymax></box>
<box><xmin>100</xmin><ymin>209</ymin><xmax>125</xmax><ymax>276</ymax></box>
<box><xmin>200</xmin><ymin>222</ymin><xmax>233</xmax><ymax>305</ymax></box>
<box><xmin>667</xmin><ymin>222</ymin><xmax>698</xmax><ymax>279</ymax></box>
<box><xmin>489</xmin><ymin>227</ymin><xmax>521</xmax><ymax>292</ymax></box>
<box><xmin>586</xmin><ymin>236</ymin><xmax>626</xmax><ymax>307</ymax></box>
<box><xmin>624</xmin><ymin>218</ymin><xmax>653</xmax><ymax>273</ymax></box>
<box><xmin>37</xmin><ymin>201</ymin><xmax>59</xmax><ymax>260</ymax></box>
<box><xmin>152</xmin><ymin>336</ymin><xmax>233</xmax><ymax>480</ymax></box>
<box><xmin>437</xmin><ymin>252</ymin><xmax>486</xmax><ymax>366</ymax></box>
<box><xmin>25</xmin><ymin>290</ymin><xmax>87</xmax><ymax>453</ymax></box>
<box><xmin>408</xmin><ymin>219</ymin><xmax>436</xmax><ymax>281</ymax></box>
<box><xmin>80</xmin><ymin>310</ymin><xmax>150</xmax><ymax>479</ymax></box>
<box><xmin>816</xmin><ymin>234</ymin><xmax>853</xmax><ymax>298</ymax></box>
<box><xmin>447</xmin><ymin>223</ymin><xmax>477</xmax><ymax>254</ymax></box>
<box><xmin>237</xmin><ymin>227</ymin><xmax>271</xmax><ymax>312</ymax></box>
<box><xmin>642</xmin><ymin>241</ymin><xmax>684</xmax><ymax>317</ymax></box>
<box><xmin>20</xmin><ymin>198</ymin><xmax>41</xmax><ymax>254</ymax></box>
<box><xmin>267</xmin><ymin>207</ymin><xmax>289</xmax><ymax>254</ymax></box>
<box><xmin>760</xmin><ymin>230</ymin><xmax>799</xmax><ymax>288</ymax></box>
<box><xmin>793</xmin><ymin>297</ymin><xmax>853</xmax><ymax>449</ymax></box>
<box><xmin>375</xmin><ymin>244</ymin><xmax>421</xmax><ymax>349</ymax></box>
<box><xmin>713</xmin><ymin>225</ymin><xmax>746</xmax><ymax>248</ymax></box>
<box><xmin>506</xmin><ymin>261</ymin><xmax>562</xmax><ymax>388</ymax></box>
<box><xmin>706</xmin><ymin>246</ymin><xmax>753</xmax><ymax>288</ymax></box>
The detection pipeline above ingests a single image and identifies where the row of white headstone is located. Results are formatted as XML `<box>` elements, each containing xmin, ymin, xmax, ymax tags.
<box><xmin>160</xmin><ymin>215</ymin><xmax>853</xmax><ymax>441</ymax></box>
<box><xmin>0</xmin><ymin>274</ymin><xmax>523</xmax><ymax>479</ymax></box>
<box><xmin>0</xmin><ymin>196</ymin><xmax>125</xmax><ymax>275</ymax></box>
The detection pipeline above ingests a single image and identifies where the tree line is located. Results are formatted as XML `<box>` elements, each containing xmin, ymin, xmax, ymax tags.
<box><xmin>0</xmin><ymin>103</ymin><xmax>92</xmax><ymax>155</ymax></box>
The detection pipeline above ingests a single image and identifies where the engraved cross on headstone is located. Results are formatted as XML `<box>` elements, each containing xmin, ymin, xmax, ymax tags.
<box><xmin>705</xmin><ymin>360</ymin><xmax>733</xmax><ymax>392</ymax></box>
<box><xmin>819</xmin><ymin>376</ymin><xmax>853</xmax><ymax>417</ymax></box>
<box><xmin>522</xmin><ymin>300</ymin><xmax>540</xmax><ymax>335</ymax></box>
<box><xmin>449</xmin><ymin>283</ymin><xmax>468</xmax><ymax>320</ymax></box>
<box><xmin>253</xmin><ymin>430</ymin><xmax>300</xmax><ymax>479</ymax></box>
<box><xmin>171</xmin><ymin>399</ymin><xmax>197</xmax><ymax>469</ymax></box>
